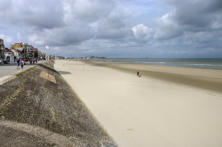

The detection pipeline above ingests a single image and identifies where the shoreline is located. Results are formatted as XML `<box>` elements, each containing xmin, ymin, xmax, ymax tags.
<box><xmin>97</xmin><ymin>58</ymin><xmax>222</xmax><ymax>71</ymax></box>
<box><xmin>82</xmin><ymin>60</ymin><xmax>222</xmax><ymax>93</ymax></box>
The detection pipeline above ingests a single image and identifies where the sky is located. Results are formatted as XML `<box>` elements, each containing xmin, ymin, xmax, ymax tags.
<box><xmin>0</xmin><ymin>0</ymin><xmax>222</xmax><ymax>58</ymax></box>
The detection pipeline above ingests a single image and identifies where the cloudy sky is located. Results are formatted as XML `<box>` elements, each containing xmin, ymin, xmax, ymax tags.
<box><xmin>0</xmin><ymin>0</ymin><xmax>222</xmax><ymax>58</ymax></box>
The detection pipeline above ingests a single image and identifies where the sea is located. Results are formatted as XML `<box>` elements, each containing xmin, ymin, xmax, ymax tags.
<box><xmin>106</xmin><ymin>58</ymin><xmax>222</xmax><ymax>70</ymax></box>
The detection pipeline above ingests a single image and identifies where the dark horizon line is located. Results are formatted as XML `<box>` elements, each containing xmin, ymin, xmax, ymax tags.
<box><xmin>63</xmin><ymin>56</ymin><xmax>222</xmax><ymax>59</ymax></box>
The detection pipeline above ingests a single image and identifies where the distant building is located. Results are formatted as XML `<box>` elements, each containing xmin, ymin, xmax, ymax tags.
<box><xmin>10</xmin><ymin>43</ymin><xmax>24</xmax><ymax>59</ymax></box>
<box><xmin>11</xmin><ymin>43</ymin><xmax>36</xmax><ymax>60</ymax></box>
<box><xmin>11</xmin><ymin>49</ymin><xmax>22</xmax><ymax>59</ymax></box>
<box><xmin>56</xmin><ymin>56</ymin><xmax>65</xmax><ymax>59</ymax></box>
<box><xmin>11</xmin><ymin>42</ymin><xmax>22</xmax><ymax>47</ymax></box>
<box><xmin>0</xmin><ymin>39</ymin><xmax>5</xmax><ymax>63</ymax></box>
<box><xmin>0</xmin><ymin>39</ymin><xmax>4</xmax><ymax>49</ymax></box>
<box><xmin>4</xmin><ymin>48</ymin><xmax>15</xmax><ymax>63</ymax></box>
<box><xmin>9</xmin><ymin>42</ymin><xmax>46</xmax><ymax>62</ymax></box>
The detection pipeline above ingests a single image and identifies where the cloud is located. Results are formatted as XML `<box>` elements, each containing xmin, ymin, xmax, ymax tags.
<box><xmin>72</xmin><ymin>0</ymin><xmax>115</xmax><ymax>22</ymax></box>
<box><xmin>0</xmin><ymin>0</ymin><xmax>65</xmax><ymax>29</ymax></box>
<box><xmin>27</xmin><ymin>23</ymin><xmax>94</xmax><ymax>47</ymax></box>
<box><xmin>0</xmin><ymin>0</ymin><xmax>117</xmax><ymax>47</ymax></box>
<box><xmin>132</xmin><ymin>24</ymin><xmax>154</xmax><ymax>42</ymax></box>
<box><xmin>95</xmin><ymin>8</ymin><xmax>132</xmax><ymax>40</ymax></box>
<box><xmin>0</xmin><ymin>0</ymin><xmax>11</xmax><ymax>11</ymax></box>
<box><xmin>0</xmin><ymin>34</ymin><xmax>12</xmax><ymax>44</ymax></box>
<box><xmin>44</xmin><ymin>25</ymin><xmax>94</xmax><ymax>46</ymax></box>
<box><xmin>154</xmin><ymin>12</ymin><xmax>182</xmax><ymax>40</ymax></box>
<box><xmin>0</xmin><ymin>0</ymin><xmax>222</xmax><ymax>57</ymax></box>
<box><xmin>165</xmin><ymin>0</ymin><xmax>222</xmax><ymax>31</ymax></box>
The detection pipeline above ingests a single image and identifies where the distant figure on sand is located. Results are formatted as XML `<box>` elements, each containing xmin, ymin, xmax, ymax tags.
<box><xmin>137</xmin><ymin>71</ymin><xmax>142</xmax><ymax>77</ymax></box>
<box><xmin>21</xmin><ymin>60</ymin><xmax>24</xmax><ymax>69</ymax></box>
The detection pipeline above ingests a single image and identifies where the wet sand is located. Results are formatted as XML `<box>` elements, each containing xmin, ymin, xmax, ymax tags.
<box><xmin>55</xmin><ymin>60</ymin><xmax>222</xmax><ymax>147</ymax></box>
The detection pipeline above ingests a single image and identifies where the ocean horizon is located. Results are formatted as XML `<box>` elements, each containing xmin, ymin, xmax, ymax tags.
<box><xmin>105</xmin><ymin>58</ymin><xmax>222</xmax><ymax>70</ymax></box>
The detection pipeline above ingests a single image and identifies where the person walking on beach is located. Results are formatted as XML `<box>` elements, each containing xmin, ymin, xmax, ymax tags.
<box><xmin>17</xmin><ymin>58</ymin><xmax>20</xmax><ymax>69</ymax></box>
<box><xmin>137</xmin><ymin>71</ymin><xmax>142</xmax><ymax>78</ymax></box>
<box><xmin>20</xmin><ymin>60</ymin><xmax>24</xmax><ymax>69</ymax></box>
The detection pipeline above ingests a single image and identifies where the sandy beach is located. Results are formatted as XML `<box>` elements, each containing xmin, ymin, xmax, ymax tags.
<box><xmin>55</xmin><ymin>60</ymin><xmax>222</xmax><ymax>147</ymax></box>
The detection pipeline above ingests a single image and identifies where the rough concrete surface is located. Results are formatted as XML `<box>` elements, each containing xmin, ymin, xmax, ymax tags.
<box><xmin>0</xmin><ymin>62</ymin><xmax>117</xmax><ymax>147</ymax></box>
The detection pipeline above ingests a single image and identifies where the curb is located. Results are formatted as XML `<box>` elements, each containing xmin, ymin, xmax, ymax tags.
<box><xmin>0</xmin><ymin>75</ymin><xmax>16</xmax><ymax>85</ymax></box>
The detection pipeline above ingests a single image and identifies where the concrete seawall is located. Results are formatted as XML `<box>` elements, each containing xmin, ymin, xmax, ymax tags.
<box><xmin>0</xmin><ymin>62</ymin><xmax>117</xmax><ymax>147</ymax></box>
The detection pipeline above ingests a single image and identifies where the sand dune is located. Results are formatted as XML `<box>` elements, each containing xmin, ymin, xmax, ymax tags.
<box><xmin>55</xmin><ymin>60</ymin><xmax>222</xmax><ymax>147</ymax></box>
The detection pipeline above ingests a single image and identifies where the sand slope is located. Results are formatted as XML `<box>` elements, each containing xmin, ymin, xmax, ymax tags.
<box><xmin>55</xmin><ymin>60</ymin><xmax>222</xmax><ymax>147</ymax></box>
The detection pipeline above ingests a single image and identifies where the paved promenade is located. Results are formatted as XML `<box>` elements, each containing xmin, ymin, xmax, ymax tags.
<box><xmin>0</xmin><ymin>63</ymin><xmax>33</xmax><ymax>78</ymax></box>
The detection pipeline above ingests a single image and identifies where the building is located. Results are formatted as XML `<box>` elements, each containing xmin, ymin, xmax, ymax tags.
<box><xmin>0</xmin><ymin>39</ymin><xmax>5</xmax><ymax>53</ymax></box>
<box><xmin>4</xmin><ymin>48</ymin><xmax>15</xmax><ymax>63</ymax></box>
<box><xmin>0</xmin><ymin>39</ymin><xmax>5</xmax><ymax>63</ymax></box>
<box><xmin>11</xmin><ymin>42</ymin><xmax>24</xmax><ymax>50</ymax></box>
<box><xmin>10</xmin><ymin>43</ymin><xmax>40</xmax><ymax>63</ymax></box>
<box><xmin>10</xmin><ymin>43</ymin><xmax>24</xmax><ymax>59</ymax></box>
<box><xmin>10</xmin><ymin>43</ymin><xmax>33</xmax><ymax>60</ymax></box>
<box><xmin>11</xmin><ymin>48</ymin><xmax>22</xmax><ymax>59</ymax></box>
